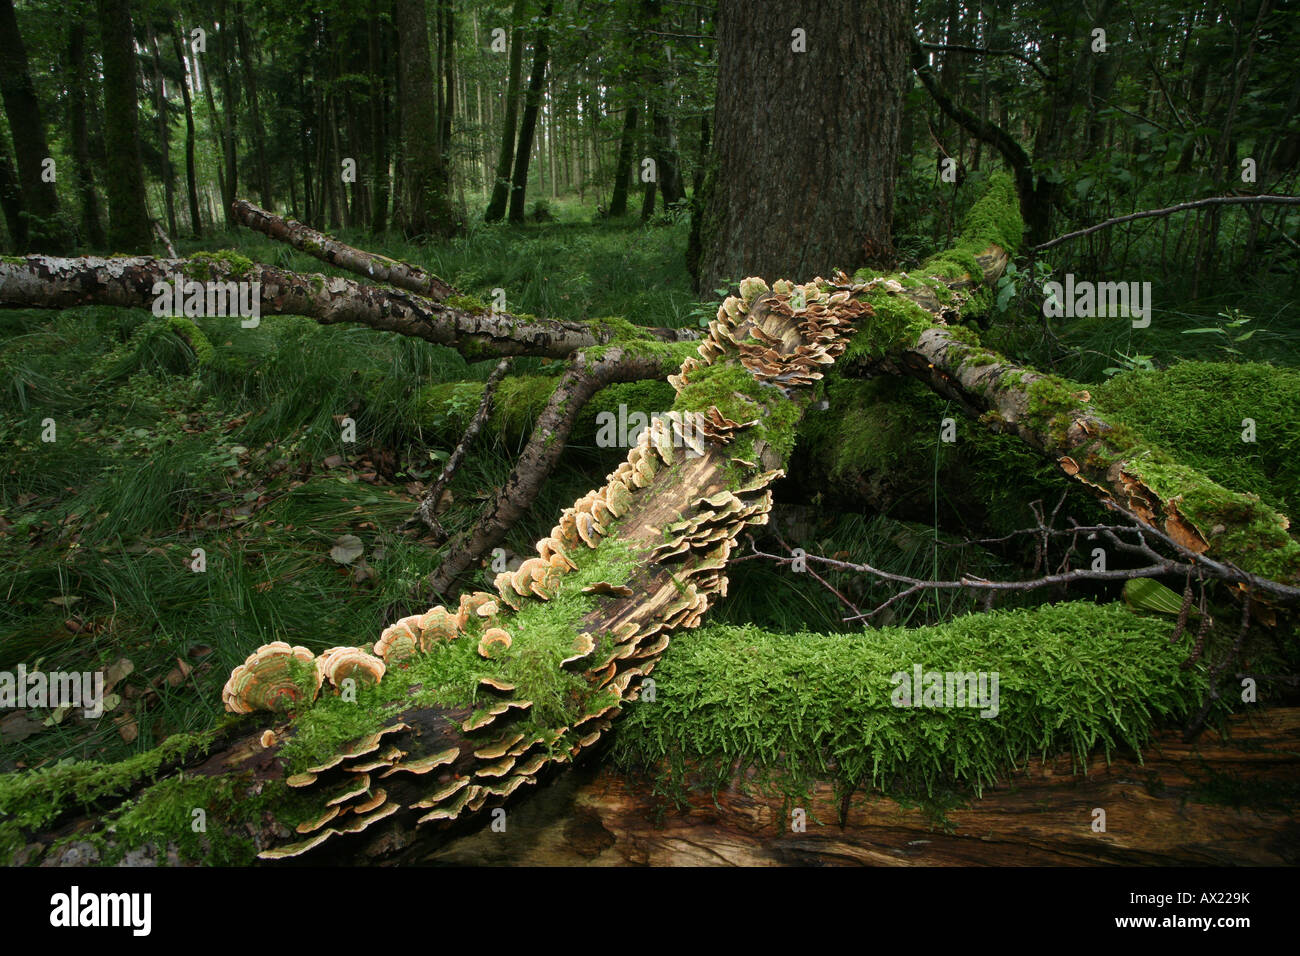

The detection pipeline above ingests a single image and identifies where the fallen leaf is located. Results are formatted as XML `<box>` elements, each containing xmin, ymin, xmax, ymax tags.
<box><xmin>329</xmin><ymin>534</ymin><xmax>365</xmax><ymax>565</ymax></box>
<box><xmin>114</xmin><ymin>714</ymin><xmax>139</xmax><ymax>743</ymax></box>
<box><xmin>104</xmin><ymin>658</ymin><xmax>134</xmax><ymax>692</ymax></box>
<box><xmin>0</xmin><ymin>711</ymin><xmax>44</xmax><ymax>744</ymax></box>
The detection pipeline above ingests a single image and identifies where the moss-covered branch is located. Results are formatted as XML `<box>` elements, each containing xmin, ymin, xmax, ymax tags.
<box><xmin>0</xmin><ymin>254</ymin><xmax>693</xmax><ymax>360</ymax></box>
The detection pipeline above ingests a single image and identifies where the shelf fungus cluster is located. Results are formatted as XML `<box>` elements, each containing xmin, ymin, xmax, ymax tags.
<box><xmin>217</xmin><ymin>275</ymin><xmax>864</xmax><ymax>861</ymax></box>
<box><xmin>673</xmin><ymin>275</ymin><xmax>861</xmax><ymax>397</ymax></box>
<box><xmin>222</xmin><ymin>642</ymin><xmax>387</xmax><ymax>714</ymax></box>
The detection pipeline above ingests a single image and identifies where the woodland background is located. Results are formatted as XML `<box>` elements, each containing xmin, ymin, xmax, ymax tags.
<box><xmin>0</xmin><ymin>0</ymin><xmax>1297</xmax><ymax>833</ymax></box>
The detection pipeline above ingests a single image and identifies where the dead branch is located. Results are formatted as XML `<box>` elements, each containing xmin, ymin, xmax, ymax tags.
<box><xmin>407</xmin><ymin>356</ymin><xmax>513</xmax><ymax>537</ymax></box>
<box><xmin>424</xmin><ymin>347</ymin><xmax>680</xmax><ymax>597</ymax></box>
<box><xmin>1031</xmin><ymin>194</ymin><xmax>1300</xmax><ymax>252</ymax></box>
<box><xmin>230</xmin><ymin>199</ymin><xmax>456</xmax><ymax>300</ymax></box>
<box><xmin>0</xmin><ymin>254</ymin><xmax>623</xmax><ymax>359</ymax></box>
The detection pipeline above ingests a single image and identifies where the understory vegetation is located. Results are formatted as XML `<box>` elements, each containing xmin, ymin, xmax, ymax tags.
<box><xmin>3</xmin><ymin>197</ymin><xmax>1298</xmax><ymax>802</ymax></box>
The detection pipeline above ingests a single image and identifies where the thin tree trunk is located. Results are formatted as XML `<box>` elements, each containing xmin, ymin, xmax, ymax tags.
<box><xmin>507</xmin><ymin>0</ymin><xmax>553</xmax><ymax>224</ymax></box>
<box><xmin>484</xmin><ymin>0</ymin><xmax>527</xmax><ymax>222</ymax></box>
<box><xmin>394</xmin><ymin>0</ymin><xmax>461</xmax><ymax>237</ymax></box>
<box><xmin>146</xmin><ymin>22</ymin><xmax>179</xmax><ymax>239</ymax></box>
<box><xmin>236</xmin><ymin>14</ymin><xmax>273</xmax><ymax>210</ymax></box>
<box><xmin>0</xmin><ymin>0</ymin><xmax>66</xmax><ymax>250</ymax></box>
<box><xmin>173</xmin><ymin>26</ymin><xmax>203</xmax><ymax>237</ymax></box>
<box><xmin>67</xmin><ymin>22</ymin><xmax>107</xmax><ymax>246</ymax></box>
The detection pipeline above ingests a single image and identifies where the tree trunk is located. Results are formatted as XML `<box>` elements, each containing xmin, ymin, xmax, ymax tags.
<box><xmin>484</xmin><ymin>0</ymin><xmax>527</xmax><ymax>222</ymax></box>
<box><xmin>172</xmin><ymin>26</ymin><xmax>203</xmax><ymax>237</ymax></box>
<box><xmin>423</xmin><ymin>707</ymin><xmax>1300</xmax><ymax>866</ymax></box>
<box><xmin>369</xmin><ymin>0</ymin><xmax>390</xmax><ymax>234</ymax></box>
<box><xmin>146</xmin><ymin>22</ymin><xmax>179</xmax><ymax>240</ymax></box>
<box><xmin>507</xmin><ymin>0</ymin><xmax>552</xmax><ymax>224</ymax></box>
<box><xmin>695</xmin><ymin>0</ymin><xmax>909</xmax><ymax>292</ymax></box>
<box><xmin>236</xmin><ymin>14</ymin><xmax>273</xmax><ymax>210</ymax></box>
<box><xmin>0</xmin><ymin>0</ymin><xmax>66</xmax><ymax>251</ymax></box>
<box><xmin>213</xmin><ymin>3</ymin><xmax>241</xmax><ymax>228</ymax></box>
<box><xmin>0</xmin><ymin>132</ymin><xmax>24</xmax><ymax>248</ymax></box>
<box><xmin>609</xmin><ymin>104</ymin><xmax>638</xmax><ymax>217</ymax></box>
<box><xmin>67</xmin><ymin>22</ymin><xmax>107</xmax><ymax>247</ymax></box>
<box><xmin>96</xmin><ymin>0</ymin><xmax>154</xmax><ymax>250</ymax></box>
<box><xmin>394</xmin><ymin>0</ymin><xmax>461</xmax><ymax>237</ymax></box>
<box><xmin>4</xmin><ymin>175</ymin><xmax>1299</xmax><ymax>865</ymax></box>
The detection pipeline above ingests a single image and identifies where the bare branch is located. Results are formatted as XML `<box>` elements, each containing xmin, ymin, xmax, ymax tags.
<box><xmin>407</xmin><ymin>356</ymin><xmax>514</xmax><ymax>537</ymax></box>
<box><xmin>1031</xmin><ymin>195</ymin><xmax>1300</xmax><ymax>252</ymax></box>
<box><xmin>231</xmin><ymin>199</ymin><xmax>456</xmax><ymax>300</ymax></box>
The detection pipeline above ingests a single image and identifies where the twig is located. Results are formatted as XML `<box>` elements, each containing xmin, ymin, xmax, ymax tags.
<box><xmin>918</xmin><ymin>41</ymin><xmax>1053</xmax><ymax>81</ymax></box>
<box><xmin>153</xmin><ymin>221</ymin><xmax>177</xmax><ymax>258</ymax></box>
<box><xmin>405</xmin><ymin>356</ymin><xmax>513</xmax><ymax>538</ymax></box>
<box><xmin>424</xmin><ymin>348</ymin><xmax>677</xmax><ymax>597</ymax></box>
<box><xmin>1032</xmin><ymin>195</ymin><xmax>1300</xmax><ymax>252</ymax></box>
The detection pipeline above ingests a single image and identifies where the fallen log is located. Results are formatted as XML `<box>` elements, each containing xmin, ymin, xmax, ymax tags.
<box><xmin>423</xmin><ymin>707</ymin><xmax>1300</xmax><ymax>867</ymax></box>
<box><xmin>2</xmin><ymin>179</ymin><xmax>1295</xmax><ymax>867</ymax></box>
<box><xmin>0</xmin><ymin>253</ymin><xmax>691</xmax><ymax>360</ymax></box>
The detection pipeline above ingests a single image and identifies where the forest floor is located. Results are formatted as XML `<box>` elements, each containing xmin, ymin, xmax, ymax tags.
<box><xmin>3</xmin><ymin>199</ymin><xmax>1299</xmax><ymax>776</ymax></box>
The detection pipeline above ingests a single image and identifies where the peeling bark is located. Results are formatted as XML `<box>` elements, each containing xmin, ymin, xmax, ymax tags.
<box><xmin>231</xmin><ymin>199</ymin><xmax>455</xmax><ymax>300</ymax></box>
<box><xmin>0</xmin><ymin>254</ymin><xmax>679</xmax><ymax>360</ymax></box>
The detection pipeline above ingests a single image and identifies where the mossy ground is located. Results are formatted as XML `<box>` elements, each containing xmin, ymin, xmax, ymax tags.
<box><xmin>1095</xmin><ymin>361</ymin><xmax>1300</xmax><ymax>515</ymax></box>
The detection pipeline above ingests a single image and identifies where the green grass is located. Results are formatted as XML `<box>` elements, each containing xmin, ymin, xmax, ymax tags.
<box><xmin>0</xmin><ymin>201</ymin><xmax>1291</xmax><ymax>791</ymax></box>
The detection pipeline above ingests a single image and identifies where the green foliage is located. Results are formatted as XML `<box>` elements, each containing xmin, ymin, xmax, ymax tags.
<box><xmin>0</xmin><ymin>731</ymin><xmax>214</xmax><ymax>833</ymax></box>
<box><xmin>1094</xmin><ymin>361</ymin><xmax>1300</xmax><ymax>514</ymax></box>
<box><xmin>611</xmin><ymin>603</ymin><xmax>1211</xmax><ymax>802</ymax></box>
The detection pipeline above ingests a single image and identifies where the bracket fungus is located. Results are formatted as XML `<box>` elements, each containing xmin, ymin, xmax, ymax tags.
<box><xmin>221</xmin><ymin>642</ymin><xmax>319</xmax><ymax>714</ymax></box>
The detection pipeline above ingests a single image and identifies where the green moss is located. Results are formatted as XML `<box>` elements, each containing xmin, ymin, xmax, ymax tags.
<box><xmin>1121</xmin><ymin>458</ymin><xmax>1300</xmax><ymax>581</ymax></box>
<box><xmin>1095</xmin><ymin>361</ymin><xmax>1300</xmax><ymax>516</ymax></box>
<box><xmin>102</xmin><ymin>772</ymin><xmax>277</xmax><ymax>865</ymax></box>
<box><xmin>844</xmin><ymin>290</ymin><xmax>938</xmax><ymax>361</ymax></box>
<box><xmin>164</xmin><ymin>316</ymin><xmax>215</xmax><ymax>367</ymax></box>
<box><xmin>1025</xmin><ymin>373</ymin><xmax>1089</xmax><ymax>443</ymax></box>
<box><xmin>277</xmin><ymin>534</ymin><xmax>646</xmax><ymax>774</ymax></box>
<box><xmin>911</xmin><ymin>173</ymin><xmax>1023</xmax><ymax>314</ymax></box>
<box><xmin>0</xmin><ymin>731</ymin><xmax>216</xmax><ymax>833</ymax></box>
<box><xmin>611</xmin><ymin>602</ymin><xmax>1210</xmax><ymax>803</ymax></box>
<box><xmin>447</xmin><ymin>293</ymin><xmax>490</xmax><ymax>314</ymax></box>
<box><xmin>953</xmin><ymin>172</ymin><xmax>1024</xmax><ymax>256</ymax></box>
<box><xmin>799</xmin><ymin>376</ymin><xmax>955</xmax><ymax>482</ymax></box>
<box><xmin>671</xmin><ymin>359</ymin><xmax>803</xmax><ymax>472</ymax></box>
<box><xmin>184</xmin><ymin>249</ymin><xmax>255</xmax><ymax>280</ymax></box>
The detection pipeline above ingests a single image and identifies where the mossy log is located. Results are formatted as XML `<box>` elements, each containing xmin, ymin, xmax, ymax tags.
<box><xmin>422</xmin><ymin>706</ymin><xmax>1300</xmax><ymax>867</ymax></box>
<box><xmin>3</xmin><ymin>275</ymin><xmax>862</xmax><ymax>865</ymax></box>
<box><xmin>3</xmin><ymin>179</ymin><xmax>1296</xmax><ymax>866</ymax></box>
<box><xmin>0</xmin><ymin>254</ymin><xmax>691</xmax><ymax>359</ymax></box>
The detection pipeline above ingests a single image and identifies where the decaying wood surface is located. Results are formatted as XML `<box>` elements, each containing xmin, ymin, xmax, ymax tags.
<box><xmin>422</xmin><ymin>706</ymin><xmax>1300</xmax><ymax>866</ymax></box>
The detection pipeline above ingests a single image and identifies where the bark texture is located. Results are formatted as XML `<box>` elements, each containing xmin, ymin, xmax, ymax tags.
<box><xmin>97</xmin><ymin>0</ymin><xmax>154</xmax><ymax>250</ymax></box>
<box><xmin>424</xmin><ymin>706</ymin><xmax>1300</xmax><ymax>866</ymax></box>
<box><xmin>0</xmin><ymin>0</ymin><xmax>65</xmax><ymax>250</ymax></box>
<box><xmin>695</xmin><ymin>0</ymin><xmax>910</xmax><ymax>292</ymax></box>
<box><xmin>395</xmin><ymin>0</ymin><xmax>461</xmax><ymax>237</ymax></box>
